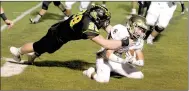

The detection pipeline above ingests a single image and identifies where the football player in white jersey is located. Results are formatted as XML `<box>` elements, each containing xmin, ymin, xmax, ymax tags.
<box><xmin>146</xmin><ymin>2</ymin><xmax>177</xmax><ymax>44</ymax></box>
<box><xmin>64</xmin><ymin>1</ymin><xmax>91</xmax><ymax>20</ymax></box>
<box><xmin>83</xmin><ymin>15</ymin><xmax>149</xmax><ymax>83</ymax></box>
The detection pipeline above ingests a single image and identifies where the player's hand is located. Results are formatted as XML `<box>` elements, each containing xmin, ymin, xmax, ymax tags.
<box><xmin>129</xmin><ymin>39</ymin><xmax>144</xmax><ymax>50</ymax></box>
<box><xmin>5</xmin><ymin>19</ymin><xmax>14</xmax><ymax>29</ymax></box>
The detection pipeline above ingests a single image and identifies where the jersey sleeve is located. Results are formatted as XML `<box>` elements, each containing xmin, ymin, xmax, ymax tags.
<box><xmin>83</xmin><ymin>22</ymin><xmax>100</xmax><ymax>39</ymax></box>
<box><xmin>110</xmin><ymin>24</ymin><xmax>130</xmax><ymax>40</ymax></box>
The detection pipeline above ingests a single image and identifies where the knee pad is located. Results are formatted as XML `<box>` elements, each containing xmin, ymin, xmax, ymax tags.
<box><xmin>42</xmin><ymin>1</ymin><xmax>52</xmax><ymax>10</ymax></box>
<box><xmin>155</xmin><ymin>26</ymin><xmax>164</xmax><ymax>33</ymax></box>
<box><xmin>53</xmin><ymin>1</ymin><xmax>61</xmax><ymax>6</ymax></box>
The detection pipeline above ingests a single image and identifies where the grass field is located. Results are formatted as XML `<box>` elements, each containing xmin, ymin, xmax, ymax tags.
<box><xmin>1</xmin><ymin>1</ymin><xmax>188</xmax><ymax>90</ymax></box>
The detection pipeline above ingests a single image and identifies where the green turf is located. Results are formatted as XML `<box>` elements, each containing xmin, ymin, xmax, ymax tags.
<box><xmin>1</xmin><ymin>1</ymin><xmax>188</xmax><ymax>90</ymax></box>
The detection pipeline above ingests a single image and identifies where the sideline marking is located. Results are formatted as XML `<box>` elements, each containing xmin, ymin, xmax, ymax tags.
<box><xmin>1</xmin><ymin>2</ymin><xmax>42</xmax><ymax>31</ymax></box>
<box><xmin>1</xmin><ymin>57</ymin><xmax>28</xmax><ymax>77</ymax></box>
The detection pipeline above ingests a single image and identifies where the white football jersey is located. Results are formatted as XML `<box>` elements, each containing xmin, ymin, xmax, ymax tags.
<box><xmin>97</xmin><ymin>24</ymin><xmax>144</xmax><ymax>55</ymax></box>
<box><xmin>110</xmin><ymin>24</ymin><xmax>144</xmax><ymax>53</ymax></box>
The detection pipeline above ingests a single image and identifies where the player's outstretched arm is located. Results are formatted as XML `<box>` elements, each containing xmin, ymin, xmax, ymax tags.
<box><xmin>0</xmin><ymin>6</ymin><xmax>14</xmax><ymax>29</ymax></box>
<box><xmin>91</xmin><ymin>35</ymin><xmax>133</xmax><ymax>50</ymax></box>
<box><xmin>104</xmin><ymin>25</ymin><xmax>113</xmax><ymax>33</ymax></box>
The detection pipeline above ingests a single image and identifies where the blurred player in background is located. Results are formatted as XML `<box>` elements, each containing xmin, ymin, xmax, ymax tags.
<box><xmin>10</xmin><ymin>5</ymin><xmax>134</xmax><ymax>65</ymax></box>
<box><xmin>0</xmin><ymin>6</ymin><xmax>14</xmax><ymax>29</ymax></box>
<box><xmin>30</xmin><ymin>1</ymin><xmax>66</xmax><ymax>24</ymax></box>
<box><xmin>102</xmin><ymin>1</ymin><xmax>106</xmax><ymax>7</ymax></box>
<box><xmin>146</xmin><ymin>2</ymin><xmax>177</xmax><ymax>44</ymax></box>
<box><xmin>138</xmin><ymin>1</ymin><xmax>151</xmax><ymax>17</ymax></box>
<box><xmin>83</xmin><ymin>15</ymin><xmax>149</xmax><ymax>83</ymax></box>
<box><xmin>63</xmin><ymin>1</ymin><xmax>91</xmax><ymax>20</ymax></box>
<box><xmin>180</xmin><ymin>1</ymin><xmax>187</xmax><ymax>14</ymax></box>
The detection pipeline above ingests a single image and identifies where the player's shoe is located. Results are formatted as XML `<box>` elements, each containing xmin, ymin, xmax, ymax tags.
<box><xmin>29</xmin><ymin>18</ymin><xmax>39</xmax><ymax>24</ymax></box>
<box><xmin>102</xmin><ymin>4</ymin><xmax>106</xmax><ymax>7</ymax></box>
<box><xmin>83</xmin><ymin>67</ymin><xmax>95</xmax><ymax>78</ymax></box>
<box><xmin>26</xmin><ymin>52</ymin><xmax>37</xmax><ymax>65</ymax></box>
<box><xmin>10</xmin><ymin>47</ymin><xmax>21</xmax><ymax>62</ymax></box>
<box><xmin>147</xmin><ymin>38</ymin><xmax>153</xmax><ymax>45</ymax></box>
<box><xmin>63</xmin><ymin>16</ymin><xmax>69</xmax><ymax>21</ymax></box>
<box><xmin>181</xmin><ymin>11</ymin><xmax>185</xmax><ymax>14</ymax></box>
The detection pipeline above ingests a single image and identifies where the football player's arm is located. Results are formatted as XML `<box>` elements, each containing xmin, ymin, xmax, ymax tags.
<box><xmin>0</xmin><ymin>6</ymin><xmax>13</xmax><ymax>28</ymax></box>
<box><xmin>104</xmin><ymin>25</ymin><xmax>113</xmax><ymax>33</ymax></box>
<box><xmin>133</xmin><ymin>49</ymin><xmax>144</xmax><ymax>66</ymax></box>
<box><xmin>91</xmin><ymin>35</ymin><xmax>132</xmax><ymax>50</ymax></box>
<box><xmin>105</xmin><ymin>49</ymin><xmax>126</xmax><ymax>63</ymax></box>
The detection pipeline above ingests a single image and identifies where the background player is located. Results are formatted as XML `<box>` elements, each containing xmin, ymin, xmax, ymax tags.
<box><xmin>30</xmin><ymin>1</ymin><xmax>66</xmax><ymax>24</ymax></box>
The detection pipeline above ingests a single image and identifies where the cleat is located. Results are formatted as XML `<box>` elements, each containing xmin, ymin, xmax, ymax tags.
<box><xmin>83</xmin><ymin>67</ymin><xmax>95</xmax><ymax>78</ymax></box>
<box><xmin>10</xmin><ymin>47</ymin><xmax>21</xmax><ymax>62</ymax></box>
<box><xmin>147</xmin><ymin>39</ymin><xmax>153</xmax><ymax>45</ymax></box>
<box><xmin>26</xmin><ymin>52</ymin><xmax>37</xmax><ymax>65</ymax></box>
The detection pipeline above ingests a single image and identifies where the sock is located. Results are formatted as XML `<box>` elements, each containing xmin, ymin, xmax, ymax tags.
<box><xmin>34</xmin><ymin>14</ymin><xmax>42</xmax><ymax>22</ymax></box>
<box><xmin>131</xmin><ymin>8</ymin><xmax>136</xmax><ymax>14</ymax></box>
<box><xmin>181</xmin><ymin>3</ymin><xmax>185</xmax><ymax>12</ymax></box>
<box><xmin>18</xmin><ymin>47</ymin><xmax>23</xmax><ymax>55</ymax></box>
<box><xmin>148</xmin><ymin>34</ymin><xmax>155</xmax><ymax>40</ymax></box>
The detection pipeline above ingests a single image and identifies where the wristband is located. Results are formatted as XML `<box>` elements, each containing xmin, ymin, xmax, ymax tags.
<box><xmin>121</xmin><ymin>38</ymin><xmax>129</xmax><ymax>47</ymax></box>
<box><xmin>0</xmin><ymin>13</ymin><xmax>7</xmax><ymax>21</ymax></box>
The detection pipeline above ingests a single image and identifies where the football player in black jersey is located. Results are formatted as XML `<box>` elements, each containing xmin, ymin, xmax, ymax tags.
<box><xmin>10</xmin><ymin>4</ymin><xmax>134</xmax><ymax>64</ymax></box>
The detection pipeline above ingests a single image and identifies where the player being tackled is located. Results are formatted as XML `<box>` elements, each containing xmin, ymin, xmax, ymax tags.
<box><xmin>83</xmin><ymin>15</ymin><xmax>149</xmax><ymax>83</ymax></box>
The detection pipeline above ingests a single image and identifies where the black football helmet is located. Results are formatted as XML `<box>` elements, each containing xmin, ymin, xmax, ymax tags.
<box><xmin>87</xmin><ymin>4</ymin><xmax>111</xmax><ymax>29</ymax></box>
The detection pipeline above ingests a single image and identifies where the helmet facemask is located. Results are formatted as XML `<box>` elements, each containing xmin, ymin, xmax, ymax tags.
<box><xmin>131</xmin><ymin>23</ymin><xmax>147</xmax><ymax>40</ymax></box>
<box><xmin>126</xmin><ymin>15</ymin><xmax>149</xmax><ymax>40</ymax></box>
<box><xmin>88</xmin><ymin>4</ymin><xmax>111</xmax><ymax>29</ymax></box>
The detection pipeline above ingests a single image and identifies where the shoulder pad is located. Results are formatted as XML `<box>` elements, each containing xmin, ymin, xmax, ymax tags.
<box><xmin>110</xmin><ymin>24</ymin><xmax>130</xmax><ymax>40</ymax></box>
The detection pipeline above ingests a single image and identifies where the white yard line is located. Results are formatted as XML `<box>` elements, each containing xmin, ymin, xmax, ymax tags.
<box><xmin>1</xmin><ymin>2</ymin><xmax>42</xmax><ymax>31</ymax></box>
<box><xmin>1</xmin><ymin>3</ymin><xmax>42</xmax><ymax>77</ymax></box>
<box><xmin>1</xmin><ymin>57</ymin><xmax>28</xmax><ymax>77</ymax></box>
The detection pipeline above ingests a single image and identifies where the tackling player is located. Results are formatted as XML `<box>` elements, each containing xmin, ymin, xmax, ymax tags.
<box><xmin>83</xmin><ymin>15</ymin><xmax>149</xmax><ymax>83</ymax></box>
<box><xmin>10</xmin><ymin>5</ymin><xmax>134</xmax><ymax>65</ymax></box>
<box><xmin>30</xmin><ymin>1</ymin><xmax>66</xmax><ymax>24</ymax></box>
<box><xmin>146</xmin><ymin>2</ymin><xmax>177</xmax><ymax>44</ymax></box>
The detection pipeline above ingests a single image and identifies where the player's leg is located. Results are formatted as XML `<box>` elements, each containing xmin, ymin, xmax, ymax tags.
<box><xmin>148</xmin><ymin>4</ymin><xmax>177</xmax><ymax>44</ymax></box>
<box><xmin>53</xmin><ymin>1</ymin><xmax>66</xmax><ymax>15</ymax></box>
<box><xmin>109</xmin><ymin>60</ymin><xmax>144</xmax><ymax>79</ymax></box>
<box><xmin>180</xmin><ymin>1</ymin><xmax>185</xmax><ymax>14</ymax></box>
<box><xmin>83</xmin><ymin>58</ymin><xmax>111</xmax><ymax>83</ymax></box>
<box><xmin>64</xmin><ymin>1</ymin><xmax>76</xmax><ymax>20</ymax></box>
<box><xmin>102</xmin><ymin>1</ymin><xmax>106</xmax><ymax>7</ymax></box>
<box><xmin>30</xmin><ymin>1</ymin><xmax>52</xmax><ymax>24</ymax></box>
<box><xmin>146</xmin><ymin>2</ymin><xmax>160</xmax><ymax>44</ymax></box>
<box><xmin>131</xmin><ymin>1</ymin><xmax>137</xmax><ymax>14</ymax></box>
<box><xmin>138</xmin><ymin>1</ymin><xmax>145</xmax><ymax>16</ymax></box>
<box><xmin>79</xmin><ymin>1</ymin><xmax>91</xmax><ymax>11</ymax></box>
<box><xmin>144</xmin><ymin>1</ymin><xmax>151</xmax><ymax>17</ymax></box>
<box><xmin>10</xmin><ymin>27</ymin><xmax>68</xmax><ymax>64</ymax></box>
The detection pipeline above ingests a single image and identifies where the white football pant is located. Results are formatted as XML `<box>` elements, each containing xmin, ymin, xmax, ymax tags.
<box><xmin>93</xmin><ymin>58</ymin><xmax>144</xmax><ymax>83</ymax></box>
<box><xmin>146</xmin><ymin>2</ymin><xmax>177</xmax><ymax>28</ymax></box>
<box><xmin>65</xmin><ymin>1</ymin><xmax>91</xmax><ymax>11</ymax></box>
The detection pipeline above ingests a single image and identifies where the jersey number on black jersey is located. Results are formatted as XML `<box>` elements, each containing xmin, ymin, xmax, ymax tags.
<box><xmin>70</xmin><ymin>10</ymin><xmax>86</xmax><ymax>28</ymax></box>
